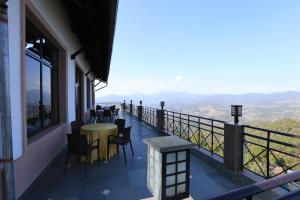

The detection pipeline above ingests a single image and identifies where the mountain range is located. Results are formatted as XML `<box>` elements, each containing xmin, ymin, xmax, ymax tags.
<box><xmin>97</xmin><ymin>91</ymin><xmax>300</xmax><ymax>123</ymax></box>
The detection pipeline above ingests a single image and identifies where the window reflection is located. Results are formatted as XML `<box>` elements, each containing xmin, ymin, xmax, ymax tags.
<box><xmin>26</xmin><ymin>20</ymin><xmax>59</xmax><ymax>138</ymax></box>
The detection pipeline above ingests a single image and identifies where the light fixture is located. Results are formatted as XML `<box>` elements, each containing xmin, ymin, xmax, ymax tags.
<box><xmin>144</xmin><ymin>136</ymin><xmax>194</xmax><ymax>199</ymax></box>
<box><xmin>161</xmin><ymin>101</ymin><xmax>165</xmax><ymax>110</ymax></box>
<box><xmin>231</xmin><ymin>105</ymin><xmax>242</xmax><ymax>124</ymax></box>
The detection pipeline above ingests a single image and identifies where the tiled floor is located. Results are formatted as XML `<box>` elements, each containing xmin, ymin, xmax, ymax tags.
<box><xmin>22</xmin><ymin>112</ymin><xmax>269</xmax><ymax>200</ymax></box>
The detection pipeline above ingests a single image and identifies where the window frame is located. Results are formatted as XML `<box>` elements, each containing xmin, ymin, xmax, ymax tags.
<box><xmin>25</xmin><ymin>20</ymin><xmax>60</xmax><ymax>138</ymax></box>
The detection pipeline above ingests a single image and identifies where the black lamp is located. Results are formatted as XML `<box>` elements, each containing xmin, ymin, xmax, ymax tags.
<box><xmin>231</xmin><ymin>105</ymin><xmax>242</xmax><ymax>124</ymax></box>
<box><xmin>161</xmin><ymin>101</ymin><xmax>165</xmax><ymax>110</ymax></box>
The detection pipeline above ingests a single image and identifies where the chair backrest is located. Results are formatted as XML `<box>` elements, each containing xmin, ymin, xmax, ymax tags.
<box><xmin>109</xmin><ymin>105</ymin><xmax>115</xmax><ymax>111</ymax></box>
<box><xmin>71</xmin><ymin>120</ymin><xmax>84</xmax><ymax>134</ymax></box>
<box><xmin>123</xmin><ymin>126</ymin><xmax>132</xmax><ymax>143</ymax></box>
<box><xmin>96</xmin><ymin>105</ymin><xmax>101</xmax><ymax>110</ymax></box>
<box><xmin>115</xmin><ymin>119</ymin><xmax>125</xmax><ymax>135</ymax></box>
<box><xmin>103</xmin><ymin>109</ymin><xmax>111</xmax><ymax>117</ymax></box>
<box><xmin>66</xmin><ymin>134</ymin><xmax>88</xmax><ymax>156</ymax></box>
<box><xmin>90</xmin><ymin>109</ymin><xmax>96</xmax><ymax>118</ymax></box>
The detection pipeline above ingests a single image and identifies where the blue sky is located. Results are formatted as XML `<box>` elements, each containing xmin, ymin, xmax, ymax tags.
<box><xmin>97</xmin><ymin>0</ymin><xmax>300</xmax><ymax>97</ymax></box>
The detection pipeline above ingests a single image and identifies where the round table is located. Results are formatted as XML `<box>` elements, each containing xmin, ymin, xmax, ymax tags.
<box><xmin>81</xmin><ymin>123</ymin><xmax>118</xmax><ymax>162</ymax></box>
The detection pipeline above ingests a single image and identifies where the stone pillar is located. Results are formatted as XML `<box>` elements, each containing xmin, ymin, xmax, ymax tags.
<box><xmin>129</xmin><ymin>100</ymin><xmax>133</xmax><ymax>116</ymax></box>
<box><xmin>156</xmin><ymin>109</ymin><xmax>164</xmax><ymax>133</ymax></box>
<box><xmin>0</xmin><ymin>4</ymin><xmax>16</xmax><ymax>199</ymax></box>
<box><xmin>137</xmin><ymin>106</ymin><xmax>143</xmax><ymax>121</ymax></box>
<box><xmin>122</xmin><ymin>100</ymin><xmax>126</xmax><ymax>111</ymax></box>
<box><xmin>223</xmin><ymin>123</ymin><xmax>244</xmax><ymax>174</ymax></box>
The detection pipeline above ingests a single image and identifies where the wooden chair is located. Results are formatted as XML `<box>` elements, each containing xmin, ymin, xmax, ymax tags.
<box><xmin>64</xmin><ymin>134</ymin><xmax>100</xmax><ymax>177</ymax></box>
<box><xmin>70</xmin><ymin>120</ymin><xmax>84</xmax><ymax>135</ymax></box>
<box><xmin>107</xmin><ymin>126</ymin><xmax>134</xmax><ymax>164</ymax></box>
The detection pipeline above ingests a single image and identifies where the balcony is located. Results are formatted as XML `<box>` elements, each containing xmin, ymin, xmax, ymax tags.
<box><xmin>21</xmin><ymin>105</ymin><xmax>299</xmax><ymax>199</ymax></box>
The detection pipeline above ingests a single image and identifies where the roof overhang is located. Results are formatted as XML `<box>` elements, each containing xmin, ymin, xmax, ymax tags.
<box><xmin>62</xmin><ymin>0</ymin><xmax>118</xmax><ymax>83</ymax></box>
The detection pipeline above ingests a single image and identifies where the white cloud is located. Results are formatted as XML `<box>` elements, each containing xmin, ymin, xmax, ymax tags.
<box><xmin>175</xmin><ymin>75</ymin><xmax>183</xmax><ymax>82</ymax></box>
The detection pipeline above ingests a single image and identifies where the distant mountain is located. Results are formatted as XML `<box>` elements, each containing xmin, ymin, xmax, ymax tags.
<box><xmin>97</xmin><ymin>91</ymin><xmax>300</xmax><ymax>123</ymax></box>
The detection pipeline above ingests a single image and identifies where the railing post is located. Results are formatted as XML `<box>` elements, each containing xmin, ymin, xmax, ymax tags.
<box><xmin>156</xmin><ymin>109</ymin><xmax>165</xmax><ymax>134</ymax></box>
<box><xmin>211</xmin><ymin>121</ymin><xmax>214</xmax><ymax>156</ymax></box>
<box><xmin>187</xmin><ymin>115</ymin><xmax>190</xmax><ymax>141</ymax></box>
<box><xmin>224</xmin><ymin>123</ymin><xmax>244</xmax><ymax>174</ymax></box>
<box><xmin>137</xmin><ymin>100</ymin><xmax>143</xmax><ymax>121</ymax></box>
<box><xmin>129</xmin><ymin>100</ymin><xmax>133</xmax><ymax>116</ymax></box>
<box><xmin>266</xmin><ymin>131</ymin><xmax>270</xmax><ymax>179</ymax></box>
<box><xmin>122</xmin><ymin>100</ymin><xmax>126</xmax><ymax>111</ymax></box>
<box><xmin>179</xmin><ymin>113</ymin><xmax>182</xmax><ymax>138</ymax></box>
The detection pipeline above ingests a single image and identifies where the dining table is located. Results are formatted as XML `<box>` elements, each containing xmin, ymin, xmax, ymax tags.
<box><xmin>80</xmin><ymin>123</ymin><xmax>118</xmax><ymax>162</ymax></box>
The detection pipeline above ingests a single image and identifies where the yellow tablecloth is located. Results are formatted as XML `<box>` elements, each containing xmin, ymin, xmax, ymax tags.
<box><xmin>81</xmin><ymin>123</ymin><xmax>118</xmax><ymax>162</ymax></box>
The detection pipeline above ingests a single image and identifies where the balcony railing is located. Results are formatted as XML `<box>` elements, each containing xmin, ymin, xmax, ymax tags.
<box><xmin>104</xmin><ymin>101</ymin><xmax>300</xmax><ymax>182</ymax></box>
<box><xmin>142</xmin><ymin>106</ymin><xmax>157</xmax><ymax>127</ymax></box>
<box><xmin>164</xmin><ymin>110</ymin><xmax>225</xmax><ymax>158</ymax></box>
<box><xmin>243</xmin><ymin>125</ymin><xmax>300</xmax><ymax>179</ymax></box>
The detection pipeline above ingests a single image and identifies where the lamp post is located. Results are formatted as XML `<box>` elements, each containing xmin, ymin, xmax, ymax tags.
<box><xmin>231</xmin><ymin>105</ymin><xmax>242</xmax><ymax>125</ymax></box>
<box><xmin>161</xmin><ymin>101</ymin><xmax>165</xmax><ymax>110</ymax></box>
<box><xmin>140</xmin><ymin>100</ymin><xmax>142</xmax><ymax>106</ymax></box>
<box><xmin>144</xmin><ymin>136</ymin><xmax>194</xmax><ymax>200</ymax></box>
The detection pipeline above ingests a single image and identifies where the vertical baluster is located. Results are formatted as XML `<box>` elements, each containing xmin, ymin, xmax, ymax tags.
<box><xmin>187</xmin><ymin>115</ymin><xmax>190</xmax><ymax>141</ymax></box>
<box><xmin>166</xmin><ymin>111</ymin><xmax>169</xmax><ymax>133</ymax></box>
<box><xmin>266</xmin><ymin>131</ymin><xmax>270</xmax><ymax>179</ymax></box>
<box><xmin>211</xmin><ymin>120</ymin><xmax>214</xmax><ymax>156</ymax></box>
<box><xmin>198</xmin><ymin>117</ymin><xmax>200</xmax><ymax>149</ymax></box>
<box><xmin>172</xmin><ymin>112</ymin><xmax>175</xmax><ymax>135</ymax></box>
<box><xmin>179</xmin><ymin>113</ymin><xmax>182</xmax><ymax>138</ymax></box>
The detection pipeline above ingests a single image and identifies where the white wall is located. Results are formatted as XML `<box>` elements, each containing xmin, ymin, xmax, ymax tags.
<box><xmin>8</xmin><ymin>0</ymin><xmax>23</xmax><ymax>159</ymax></box>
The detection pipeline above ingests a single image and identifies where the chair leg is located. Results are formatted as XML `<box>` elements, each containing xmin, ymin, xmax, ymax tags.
<box><xmin>84</xmin><ymin>159</ymin><xmax>88</xmax><ymax>178</ymax></box>
<box><xmin>122</xmin><ymin>145</ymin><xmax>127</xmax><ymax>164</ymax></box>
<box><xmin>97</xmin><ymin>148</ymin><xmax>100</xmax><ymax>166</ymax></box>
<box><xmin>129</xmin><ymin>140</ymin><xmax>134</xmax><ymax>157</ymax></box>
<box><xmin>64</xmin><ymin>152</ymin><xmax>70</xmax><ymax>176</ymax></box>
<box><xmin>107</xmin><ymin>142</ymin><xmax>110</xmax><ymax>161</ymax></box>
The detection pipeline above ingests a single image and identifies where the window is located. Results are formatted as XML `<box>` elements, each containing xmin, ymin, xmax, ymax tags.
<box><xmin>87</xmin><ymin>78</ymin><xmax>91</xmax><ymax>109</ymax></box>
<box><xmin>26</xmin><ymin>20</ymin><xmax>59</xmax><ymax>138</ymax></box>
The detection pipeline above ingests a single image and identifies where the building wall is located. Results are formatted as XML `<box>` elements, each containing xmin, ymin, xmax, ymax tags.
<box><xmin>7</xmin><ymin>0</ymin><xmax>23</xmax><ymax>159</ymax></box>
<box><xmin>6</xmin><ymin>0</ymin><xmax>95</xmax><ymax>198</ymax></box>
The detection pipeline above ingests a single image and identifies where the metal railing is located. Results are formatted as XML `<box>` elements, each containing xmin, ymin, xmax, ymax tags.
<box><xmin>27</xmin><ymin>105</ymin><xmax>51</xmax><ymax>119</ymax></box>
<box><xmin>209</xmin><ymin>170</ymin><xmax>300</xmax><ymax>200</ymax></box>
<box><xmin>132</xmin><ymin>104</ymin><xmax>138</xmax><ymax>117</ymax></box>
<box><xmin>243</xmin><ymin>125</ymin><xmax>300</xmax><ymax>179</ymax></box>
<box><xmin>142</xmin><ymin>106</ymin><xmax>157</xmax><ymax>127</ymax></box>
<box><xmin>121</xmin><ymin>100</ymin><xmax>300</xmax><ymax>182</ymax></box>
<box><xmin>164</xmin><ymin>110</ymin><xmax>225</xmax><ymax>158</ymax></box>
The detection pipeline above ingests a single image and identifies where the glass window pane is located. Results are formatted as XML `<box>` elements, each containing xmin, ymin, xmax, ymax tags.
<box><xmin>178</xmin><ymin>162</ymin><xmax>186</xmax><ymax>172</ymax></box>
<box><xmin>177</xmin><ymin>173</ymin><xmax>186</xmax><ymax>183</ymax></box>
<box><xmin>166</xmin><ymin>164</ymin><xmax>176</xmax><ymax>175</ymax></box>
<box><xmin>178</xmin><ymin>151</ymin><xmax>186</xmax><ymax>161</ymax></box>
<box><xmin>166</xmin><ymin>186</ymin><xmax>175</xmax><ymax>197</ymax></box>
<box><xmin>26</xmin><ymin>55</ymin><xmax>41</xmax><ymax>136</ymax></box>
<box><xmin>167</xmin><ymin>153</ymin><xmax>176</xmax><ymax>163</ymax></box>
<box><xmin>26</xmin><ymin>20</ymin><xmax>41</xmax><ymax>56</ymax></box>
<box><xmin>177</xmin><ymin>183</ymin><xmax>186</xmax><ymax>194</ymax></box>
<box><xmin>42</xmin><ymin>38</ymin><xmax>58</xmax><ymax>66</ymax></box>
<box><xmin>42</xmin><ymin>65</ymin><xmax>52</xmax><ymax>127</ymax></box>
<box><xmin>166</xmin><ymin>175</ymin><xmax>176</xmax><ymax>186</ymax></box>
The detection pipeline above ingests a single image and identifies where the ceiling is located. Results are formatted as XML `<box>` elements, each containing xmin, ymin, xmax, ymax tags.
<box><xmin>62</xmin><ymin>0</ymin><xmax>118</xmax><ymax>83</ymax></box>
